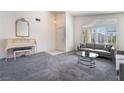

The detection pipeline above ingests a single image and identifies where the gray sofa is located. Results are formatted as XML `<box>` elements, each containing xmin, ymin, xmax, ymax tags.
<box><xmin>77</xmin><ymin>43</ymin><xmax>116</xmax><ymax>61</ymax></box>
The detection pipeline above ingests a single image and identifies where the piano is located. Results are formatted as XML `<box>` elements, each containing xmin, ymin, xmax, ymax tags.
<box><xmin>5</xmin><ymin>38</ymin><xmax>37</xmax><ymax>61</ymax></box>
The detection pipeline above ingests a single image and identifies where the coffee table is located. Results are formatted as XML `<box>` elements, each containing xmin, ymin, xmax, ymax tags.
<box><xmin>76</xmin><ymin>51</ymin><xmax>99</xmax><ymax>68</ymax></box>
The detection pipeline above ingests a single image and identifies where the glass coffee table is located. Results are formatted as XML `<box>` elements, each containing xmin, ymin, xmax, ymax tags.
<box><xmin>76</xmin><ymin>51</ymin><xmax>99</xmax><ymax>68</ymax></box>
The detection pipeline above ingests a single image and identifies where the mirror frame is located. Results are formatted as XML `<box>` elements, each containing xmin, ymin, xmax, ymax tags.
<box><xmin>15</xmin><ymin>18</ymin><xmax>30</xmax><ymax>37</ymax></box>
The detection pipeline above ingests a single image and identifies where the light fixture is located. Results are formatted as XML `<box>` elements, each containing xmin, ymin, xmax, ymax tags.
<box><xmin>53</xmin><ymin>20</ymin><xmax>57</xmax><ymax>24</ymax></box>
<box><xmin>53</xmin><ymin>11</ymin><xmax>57</xmax><ymax>24</ymax></box>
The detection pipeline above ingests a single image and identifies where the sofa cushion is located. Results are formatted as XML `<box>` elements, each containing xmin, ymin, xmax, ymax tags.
<box><xmin>86</xmin><ymin>43</ymin><xmax>94</xmax><ymax>49</ymax></box>
<box><xmin>80</xmin><ymin>48</ymin><xmax>94</xmax><ymax>52</ymax></box>
<box><xmin>79</xmin><ymin>48</ymin><xmax>111</xmax><ymax>56</ymax></box>
<box><xmin>95</xmin><ymin>44</ymin><xmax>105</xmax><ymax>50</ymax></box>
<box><xmin>94</xmin><ymin>49</ymin><xmax>110</xmax><ymax>54</ymax></box>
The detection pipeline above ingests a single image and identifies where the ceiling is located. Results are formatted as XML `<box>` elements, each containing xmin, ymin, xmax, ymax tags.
<box><xmin>68</xmin><ymin>11</ymin><xmax>123</xmax><ymax>16</ymax></box>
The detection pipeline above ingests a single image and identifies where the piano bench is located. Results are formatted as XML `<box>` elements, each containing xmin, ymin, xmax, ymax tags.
<box><xmin>13</xmin><ymin>49</ymin><xmax>32</xmax><ymax>60</ymax></box>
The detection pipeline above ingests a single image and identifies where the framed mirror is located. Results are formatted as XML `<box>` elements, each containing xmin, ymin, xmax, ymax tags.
<box><xmin>15</xmin><ymin>18</ymin><xmax>30</xmax><ymax>37</ymax></box>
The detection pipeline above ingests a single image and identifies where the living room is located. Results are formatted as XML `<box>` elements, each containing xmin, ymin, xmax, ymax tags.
<box><xmin>0</xmin><ymin>11</ymin><xmax>124</xmax><ymax>81</ymax></box>
<box><xmin>1</xmin><ymin>0</ymin><xmax>124</xmax><ymax>92</ymax></box>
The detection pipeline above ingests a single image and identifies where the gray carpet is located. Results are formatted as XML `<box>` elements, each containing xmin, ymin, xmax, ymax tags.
<box><xmin>0</xmin><ymin>52</ymin><xmax>117</xmax><ymax>81</ymax></box>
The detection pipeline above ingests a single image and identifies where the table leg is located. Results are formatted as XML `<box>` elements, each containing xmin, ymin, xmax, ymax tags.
<box><xmin>77</xmin><ymin>56</ymin><xmax>80</xmax><ymax>64</ymax></box>
<box><xmin>90</xmin><ymin>59</ymin><xmax>96</xmax><ymax>68</ymax></box>
<box><xmin>5</xmin><ymin>51</ymin><xmax>8</xmax><ymax>62</ymax></box>
<box><xmin>14</xmin><ymin>51</ymin><xmax>16</xmax><ymax>60</ymax></box>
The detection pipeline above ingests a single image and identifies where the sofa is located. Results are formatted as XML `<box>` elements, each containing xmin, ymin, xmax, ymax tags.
<box><xmin>77</xmin><ymin>43</ymin><xmax>116</xmax><ymax>62</ymax></box>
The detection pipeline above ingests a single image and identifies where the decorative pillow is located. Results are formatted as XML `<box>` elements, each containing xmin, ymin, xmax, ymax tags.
<box><xmin>105</xmin><ymin>45</ymin><xmax>112</xmax><ymax>52</ymax></box>
<box><xmin>80</xmin><ymin>43</ymin><xmax>86</xmax><ymax>48</ymax></box>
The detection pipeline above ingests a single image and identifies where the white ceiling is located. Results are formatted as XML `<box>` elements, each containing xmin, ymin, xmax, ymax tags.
<box><xmin>68</xmin><ymin>11</ymin><xmax>123</xmax><ymax>16</ymax></box>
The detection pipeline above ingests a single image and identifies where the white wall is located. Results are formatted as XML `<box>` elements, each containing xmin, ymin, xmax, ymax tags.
<box><xmin>74</xmin><ymin>13</ymin><xmax>124</xmax><ymax>50</ymax></box>
<box><xmin>56</xmin><ymin>13</ymin><xmax>66</xmax><ymax>51</ymax></box>
<box><xmin>66</xmin><ymin>13</ymin><xmax>74</xmax><ymax>52</ymax></box>
<box><xmin>0</xmin><ymin>11</ymin><xmax>56</xmax><ymax>59</ymax></box>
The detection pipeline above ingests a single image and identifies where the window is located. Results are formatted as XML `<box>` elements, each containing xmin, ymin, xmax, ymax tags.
<box><xmin>82</xmin><ymin>24</ymin><xmax>116</xmax><ymax>45</ymax></box>
<box><xmin>95</xmin><ymin>26</ymin><xmax>107</xmax><ymax>44</ymax></box>
<box><xmin>107</xmin><ymin>25</ymin><xmax>116</xmax><ymax>45</ymax></box>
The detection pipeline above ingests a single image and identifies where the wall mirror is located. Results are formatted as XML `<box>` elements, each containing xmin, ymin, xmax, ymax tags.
<box><xmin>16</xmin><ymin>18</ymin><xmax>30</xmax><ymax>37</ymax></box>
